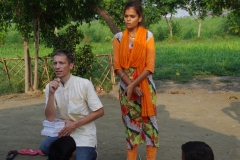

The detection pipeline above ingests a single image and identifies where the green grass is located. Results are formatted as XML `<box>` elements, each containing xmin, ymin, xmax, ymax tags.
<box><xmin>1</xmin><ymin>17</ymin><xmax>240</xmax><ymax>94</ymax></box>
<box><xmin>154</xmin><ymin>37</ymin><xmax>240</xmax><ymax>82</ymax></box>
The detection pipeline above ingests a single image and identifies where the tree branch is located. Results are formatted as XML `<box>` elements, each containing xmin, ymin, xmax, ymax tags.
<box><xmin>86</xmin><ymin>1</ymin><xmax>120</xmax><ymax>35</ymax></box>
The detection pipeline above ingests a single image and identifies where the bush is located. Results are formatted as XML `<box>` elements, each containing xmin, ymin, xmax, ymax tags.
<box><xmin>81</xmin><ymin>21</ymin><xmax>113</xmax><ymax>43</ymax></box>
<box><xmin>227</xmin><ymin>13</ymin><xmax>240</xmax><ymax>36</ymax></box>
<box><xmin>72</xmin><ymin>44</ymin><xmax>96</xmax><ymax>78</ymax></box>
<box><xmin>153</xmin><ymin>25</ymin><xmax>169</xmax><ymax>41</ymax></box>
<box><xmin>0</xmin><ymin>32</ymin><xmax>4</xmax><ymax>46</ymax></box>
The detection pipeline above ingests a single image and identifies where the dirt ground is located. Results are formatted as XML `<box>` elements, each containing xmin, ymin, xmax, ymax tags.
<box><xmin>0</xmin><ymin>76</ymin><xmax>239</xmax><ymax>160</ymax></box>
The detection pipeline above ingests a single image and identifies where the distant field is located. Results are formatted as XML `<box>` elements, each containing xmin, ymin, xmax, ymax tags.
<box><xmin>0</xmin><ymin>17</ymin><xmax>240</xmax><ymax>95</ymax></box>
<box><xmin>154</xmin><ymin>37</ymin><xmax>240</xmax><ymax>82</ymax></box>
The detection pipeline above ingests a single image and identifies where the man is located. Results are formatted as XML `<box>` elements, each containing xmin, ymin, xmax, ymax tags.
<box><xmin>40</xmin><ymin>50</ymin><xmax>104</xmax><ymax>160</ymax></box>
<box><xmin>48</xmin><ymin>136</ymin><xmax>76</xmax><ymax>160</ymax></box>
<box><xmin>181</xmin><ymin>141</ymin><xmax>214</xmax><ymax>160</ymax></box>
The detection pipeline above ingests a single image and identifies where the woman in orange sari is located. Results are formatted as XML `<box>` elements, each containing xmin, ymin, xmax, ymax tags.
<box><xmin>113</xmin><ymin>1</ymin><xmax>159</xmax><ymax>160</ymax></box>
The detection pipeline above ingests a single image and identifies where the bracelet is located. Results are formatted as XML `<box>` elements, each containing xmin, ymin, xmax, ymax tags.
<box><xmin>120</xmin><ymin>73</ymin><xmax>125</xmax><ymax>79</ymax></box>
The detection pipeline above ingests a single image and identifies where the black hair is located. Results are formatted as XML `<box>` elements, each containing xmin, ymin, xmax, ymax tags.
<box><xmin>124</xmin><ymin>0</ymin><xmax>145</xmax><ymax>27</ymax></box>
<box><xmin>52</xmin><ymin>49</ymin><xmax>74</xmax><ymax>64</ymax></box>
<box><xmin>181</xmin><ymin>141</ymin><xmax>214</xmax><ymax>160</ymax></box>
<box><xmin>48</xmin><ymin>136</ymin><xmax>76</xmax><ymax>160</ymax></box>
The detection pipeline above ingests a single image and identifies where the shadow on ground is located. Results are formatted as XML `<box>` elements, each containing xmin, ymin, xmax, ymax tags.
<box><xmin>0</xmin><ymin>92</ymin><xmax>239</xmax><ymax>160</ymax></box>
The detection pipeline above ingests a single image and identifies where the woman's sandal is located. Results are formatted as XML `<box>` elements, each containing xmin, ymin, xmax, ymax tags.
<box><xmin>6</xmin><ymin>150</ymin><xmax>18</xmax><ymax>160</ymax></box>
<box><xmin>36</xmin><ymin>149</ymin><xmax>45</xmax><ymax>156</ymax></box>
<box><xmin>18</xmin><ymin>148</ymin><xmax>38</xmax><ymax>156</ymax></box>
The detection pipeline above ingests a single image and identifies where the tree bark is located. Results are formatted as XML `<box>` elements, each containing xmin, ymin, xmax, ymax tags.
<box><xmin>165</xmin><ymin>15</ymin><xmax>173</xmax><ymax>38</ymax></box>
<box><xmin>86</xmin><ymin>1</ymin><xmax>120</xmax><ymax>34</ymax></box>
<box><xmin>24</xmin><ymin>40</ymin><xmax>31</xmax><ymax>93</ymax></box>
<box><xmin>198</xmin><ymin>19</ymin><xmax>202</xmax><ymax>37</ymax></box>
<box><xmin>33</xmin><ymin>18</ymin><xmax>40</xmax><ymax>91</ymax></box>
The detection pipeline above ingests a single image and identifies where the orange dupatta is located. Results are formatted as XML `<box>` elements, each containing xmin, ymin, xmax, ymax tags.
<box><xmin>119</xmin><ymin>26</ymin><xmax>155</xmax><ymax>117</ymax></box>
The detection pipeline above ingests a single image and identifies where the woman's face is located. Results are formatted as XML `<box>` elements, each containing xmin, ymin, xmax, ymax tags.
<box><xmin>124</xmin><ymin>7</ymin><xmax>142</xmax><ymax>29</ymax></box>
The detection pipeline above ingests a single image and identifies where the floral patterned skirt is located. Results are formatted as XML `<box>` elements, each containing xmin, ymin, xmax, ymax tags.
<box><xmin>119</xmin><ymin>68</ymin><xmax>159</xmax><ymax>149</ymax></box>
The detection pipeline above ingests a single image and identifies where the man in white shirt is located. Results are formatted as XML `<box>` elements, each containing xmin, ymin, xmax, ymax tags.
<box><xmin>40</xmin><ymin>50</ymin><xmax>104</xmax><ymax>160</ymax></box>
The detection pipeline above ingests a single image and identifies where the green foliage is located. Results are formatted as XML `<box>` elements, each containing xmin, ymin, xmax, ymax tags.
<box><xmin>80</xmin><ymin>21</ymin><xmax>113</xmax><ymax>43</ymax></box>
<box><xmin>99</xmin><ymin>0</ymin><xmax>126</xmax><ymax>30</ymax></box>
<box><xmin>210</xmin><ymin>0</ymin><xmax>240</xmax><ymax>16</ymax></box>
<box><xmin>153</xmin><ymin>20</ymin><xmax>182</xmax><ymax>41</ymax></box>
<box><xmin>72</xmin><ymin>44</ymin><xmax>96</xmax><ymax>78</ymax></box>
<box><xmin>150</xmin><ymin>17</ymin><xmax>229</xmax><ymax>40</ymax></box>
<box><xmin>227</xmin><ymin>12</ymin><xmax>240</xmax><ymax>36</ymax></box>
<box><xmin>153</xmin><ymin>24</ymin><xmax>169</xmax><ymax>41</ymax></box>
<box><xmin>183</xmin><ymin>28</ymin><xmax>195</xmax><ymax>39</ymax></box>
<box><xmin>1</xmin><ymin>18</ymin><xmax>240</xmax><ymax>90</ymax></box>
<box><xmin>169</xmin><ymin>21</ymin><xmax>182</xmax><ymax>41</ymax></box>
<box><xmin>99</xmin><ymin>0</ymin><xmax>163</xmax><ymax>29</ymax></box>
<box><xmin>0</xmin><ymin>81</ymin><xmax>24</xmax><ymax>95</ymax></box>
<box><xmin>44</xmin><ymin>25</ymin><xmax>84</xmax><ymax>53</ymax></box>
<box><xmin>0</xmin><ymin>31</ymin><xmax>4</xmax><ymax>46</ymax></box>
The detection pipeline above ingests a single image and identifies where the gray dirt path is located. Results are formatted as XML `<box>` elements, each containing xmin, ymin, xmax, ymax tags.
<box><xmin>0</xmin><ymin>76</ymin><xmax>239</xmax><ymax>160</ymax></box>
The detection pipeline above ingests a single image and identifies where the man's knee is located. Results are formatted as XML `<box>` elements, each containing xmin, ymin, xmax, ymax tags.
<box><xmin>39</xmin><ymin>137</ymin><xmax>58</xmax><ymax>156</ymax></box>
<box><xmin>75</xmin><ymin>147</ymin><xmax>97</xmax><ymax>160</ymax></box>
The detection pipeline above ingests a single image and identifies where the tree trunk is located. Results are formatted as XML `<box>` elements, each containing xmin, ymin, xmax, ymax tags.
<box><xmin>33</xmin><ymin>18</ymin><xmax>40</xmax><ymax>91</ymax></box>
<box><xmin>24</xmin><ymin>40</ymin><xmax>31</xmax><ymax>93</ymax></box>
<box><xmin>165</xmin><ymin>15</ymin><xmax>173</xmax><ymax>38</ymax></box>
<box><xmin>198</xmin><ymin>19</ymin><xmax>202</xmax><ymax>37</ymax></box>
<box><xmin>86</xmin><ymin>1</ymin><xmax>120</xmax><ymax>34</ymax></box>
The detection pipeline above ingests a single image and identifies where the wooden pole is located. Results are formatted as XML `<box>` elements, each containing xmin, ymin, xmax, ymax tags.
<box><xmin>108</xmin><ymin>53</ymin><xmax>115</xmax><ymax>90</ymax></box>
<box><xmin>2</xmin><ymin>58</ymin><xmax>10</xmax><ymax>81</ymax></box>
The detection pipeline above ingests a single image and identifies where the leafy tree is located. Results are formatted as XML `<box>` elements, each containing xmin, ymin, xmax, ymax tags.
<box><xmin>86</xmin><ymin>0</ymin><xmax>120</xmax><ymax>34</ymax></box>
<box><xmin>210</xmin><ymin>0</ymin><xmax>240</xmax><ymax>15</ymax></box>
<box><xmin>72</xmin><ymin>44</ymin><xmax>96</xmax><ymax>78</ymax></box>
<box><xmin>182</xmin><ymin>0</ymin><xmax>210</xmax><ymax>38</ymax></box>
<box><xmin>209</xmin><ymin>0</ymin><xmax>240</xmax><ymax>36</ymax></box>
<box><xmin>0</xmin><ymin>0</ymin><xmax>97</xmax><ymax>93</ymax></box>
<box><xmin>150</xmin><ymin>0</ymin><xmax>186</xmax><ymax>39</ymax></box>
<box><xmin>43</xmin><ymin>25</ymin><xmax>84</xmax><ymax>53</ymax></box>
<box><xmin>227</xmin><ymin>12</ymin><xmax>240</xmax><ymax>36</ymax></box>
<box><xmin>88</xmin><ymin>0</ymin><xmax>162</xmax><ymax>34</ymax></box>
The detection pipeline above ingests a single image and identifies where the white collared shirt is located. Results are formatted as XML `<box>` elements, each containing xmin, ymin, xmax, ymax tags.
<box><xmin>45</xmin><ymin>75</ymin><xmax>103</xmax><ymax>147</ymax></box>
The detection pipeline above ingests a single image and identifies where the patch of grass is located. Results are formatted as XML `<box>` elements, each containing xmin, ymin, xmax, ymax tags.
<box><xmin>1</xmin><ymin>19</ymin><xmax>240</xmax><ymax>95</ymax></box>
<box><xmin>0</xmin><ymin>81</ymin><xmax>24</xmax><ymax>95</ymax></box>
<box><xmin>154</xmin><ymin>37</ymin><xmax>240</xmax><ymax>83</ymax></box>
<box><xmin>218</xmin><ymin>79</ymin><xmax>232</xmax><ymax>83</ymax></box>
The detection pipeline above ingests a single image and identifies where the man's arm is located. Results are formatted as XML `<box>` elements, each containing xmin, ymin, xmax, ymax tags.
<box><xmin>59</xmin><ymin>107</ymin><xmax>104</xmax><ymax>137</ymax></box>
<box><xmin>59</xmin><ymin>80</ymin><xmax>104</xmax><ymax>137</ymax></box>
<box><xmin>45</xmin><ymin>93</ymin><xmax>56</xmax><ymax>121</ymax></box>
<box><xmin>45</xmin><ymin>78</ymin><xmax>60</xmax><ymax>121</ymax></box>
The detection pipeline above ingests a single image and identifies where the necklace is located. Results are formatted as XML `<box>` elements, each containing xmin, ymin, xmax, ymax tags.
<box><xmin>129</xmin><ymin>34</ymin><xmax>135</xmax><ymax>40</ymax></box>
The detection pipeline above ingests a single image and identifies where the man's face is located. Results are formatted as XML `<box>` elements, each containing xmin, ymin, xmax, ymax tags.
<box><xmin>53</xmin><ymin>54</ymin><xmax>73</xmax><ymax>80</ymax></box>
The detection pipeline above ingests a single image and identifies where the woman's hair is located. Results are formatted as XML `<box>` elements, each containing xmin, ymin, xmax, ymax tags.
<box><xmin>181</xmin><ymin>141</ymin><xmax>214</xmax><ymax>160</ymax></box>
<box><xmin>123</xmin><ymin>0</ymin><xmax>145</xmax><ymax>27</ymax></box>
<box><xmin>48</xmin><ymin>136</ymin><xmax>76</xmax><ymax>160</ymax></box>
<box><xmin>52</xmin><ymin>49</ymin><xmax>74</xmax><ymax>64</ymax></box>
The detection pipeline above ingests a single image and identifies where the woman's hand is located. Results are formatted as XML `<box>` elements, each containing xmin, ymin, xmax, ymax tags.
<box><xmin>123</xmin><ymin>83</ymin><xmax>134</xmax><ymax>102</ymax></box>
<box><xmin>133</xmin><ymin>86</ymin><xmax>144</xmax><ymax>97</ymax></box>
<box><xmin>123</xmin><ymin>84</ymin><xmax>143</xmax><ymax>102</ymax></box>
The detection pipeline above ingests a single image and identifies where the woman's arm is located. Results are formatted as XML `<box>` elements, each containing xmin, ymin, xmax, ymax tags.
<box><xmin>123</xmin><ymin>34</ymin><xmax>156</xmax><ymax>100</ymax></box>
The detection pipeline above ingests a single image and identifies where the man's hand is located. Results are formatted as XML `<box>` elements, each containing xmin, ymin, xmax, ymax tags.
<box><xmin>58</xmin><ymin>120</ymin><xmax>77</xmax><ymax>137</ymax></box>
<box><xmin>49</xmin><ymin>78</ymin><xmax>60</xmax><ymax>94</ymax></box>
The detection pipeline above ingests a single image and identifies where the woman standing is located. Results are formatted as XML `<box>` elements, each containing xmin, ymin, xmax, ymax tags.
<box><xmin>113</xmin><ymin>1</ymin><xmax>159</xmax><ymax>160</ymax></box>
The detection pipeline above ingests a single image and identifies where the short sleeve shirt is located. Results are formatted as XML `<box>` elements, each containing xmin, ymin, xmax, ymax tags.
<box><xmin>45</xmin><ymin>75</ymin><xmax>103</xmax><ymax>147</ymax></box>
